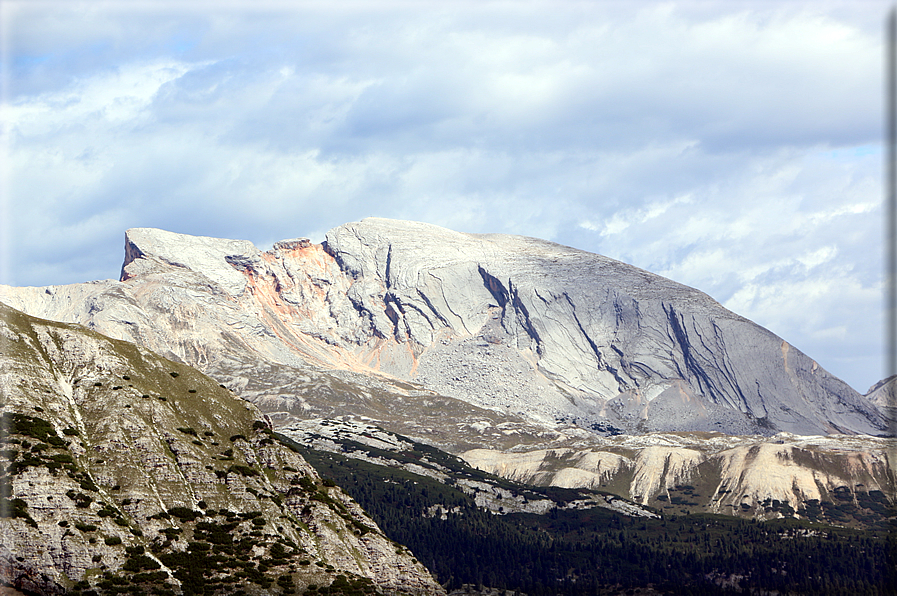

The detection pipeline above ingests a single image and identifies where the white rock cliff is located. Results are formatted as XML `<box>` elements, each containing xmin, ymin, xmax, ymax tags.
<box><xmin>1</xmin><ymin>219</ymin><xmax>886</xmax><ymax>438</ymax></box>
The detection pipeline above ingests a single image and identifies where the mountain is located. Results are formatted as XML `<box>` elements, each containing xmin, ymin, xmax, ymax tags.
<box><xmin>1</xmin><ymin>218</ymin><xmax>895</xmax><ymax>595</ymax></box>
<box><xmin>0</xmin><ymin>302</ymin><xmax>443</xmax><ymax>596</ymax></box>
<box><xmin>6</xmin><ymin>305</ymin><xmax>890</xmax><ymax>596</ymax></box>
<box><xmin>866</xmin><ymin>376</ymin><xmax>896</xmax><ymax>424</ymax></box>
<box><xmin>0</xmin><ymin>218</ymin><xmax>886</xmax><ymax>437</ymax></box>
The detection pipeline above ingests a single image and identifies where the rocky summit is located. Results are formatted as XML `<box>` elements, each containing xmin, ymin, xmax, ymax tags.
<box><xmin>0</xmin><ymin>302</ymin><xmax>443</xmax><ymax>596</ymax></box>
<box><xmin>1</xmin><ymin>218</ymin><xmax>895</xmax><ymax>596</ymax></box>
<box><xmin>0</xmin><ymin>218</ymin><xmax>887</xmax><ymax>437</ymax></box>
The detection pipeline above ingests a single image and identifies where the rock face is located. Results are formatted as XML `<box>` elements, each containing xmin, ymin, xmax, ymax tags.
<box><xmin>461</xmin><ymin>432</ymin><xmax>895</xmax><ymax>521</ymax></box>
<box><xmin>324</xmin><ymin>219</ymin><xmax>885</xmax><ymax>435</ymax></box>
<box><xmin>866</xmin><ymin>375</ymin><xmax>896</xmax><ymax>424</ymax></box>
<box><xmin>0</xmin><ymin>218</ymin><xmax>886</xmax><ymax>437</ymax></box>
<box><xmin>275</xmin><ymin>415</ymin><xmax>894</xmax><ymax>526</ymax></box>
<box><xmin>0</xmin><ymin>302</ymin><xmax>444</xmax><ymax>595</ymax></box>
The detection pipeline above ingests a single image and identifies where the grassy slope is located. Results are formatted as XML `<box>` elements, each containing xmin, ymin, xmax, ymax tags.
<box><xmin>0</xmin><ymin>303</ymin><xmax>432</xmax><ymax>596</ymax></box>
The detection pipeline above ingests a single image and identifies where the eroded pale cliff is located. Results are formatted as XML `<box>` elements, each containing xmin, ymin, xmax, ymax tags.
<box><xmin>0</xmin><ymin>219</ymin><xmax>886</xmax><ymax>437</ymax></box>
<box><xmin>462</xmin><ymin>432</ymin><xmax>895</xmax><ymax>522</ymax></box>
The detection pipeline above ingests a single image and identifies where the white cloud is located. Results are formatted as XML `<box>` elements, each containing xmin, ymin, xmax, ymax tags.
<box><xmin>796</xmin><ymin>245</ymin><xmax>838</xmax><ymax>270</ymax></box>
<box><xmin>6</xmin><ymin>60</ymin><xmax>193</xmax><ymax>130</ymax></box>
<box><xmin>584</xmin><ymin>193</ymin><xmax>695</xmax><ymax>238</ymax></box>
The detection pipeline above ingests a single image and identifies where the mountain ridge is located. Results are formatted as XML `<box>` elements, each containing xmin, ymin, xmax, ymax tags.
<box><xmin>3</xmin><ymin>220</ymin><xmax>894</xmax><ymax>596</ymax></box>
<box><xmin>0</xmin><ymin>301</ymin><xmax>443</xmax><ymax>595</ymax></box>
<box><xmin>0</xmin><ymin>218</ymin><xmax>887</xmax><ymax>438</ymax></box>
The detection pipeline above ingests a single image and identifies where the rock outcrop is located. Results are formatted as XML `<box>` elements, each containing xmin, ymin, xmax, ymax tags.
<box><xmin>0</xmin><ymin>218</ymin><xmax>886</xmax><ymax>437</ymax></box>
<box><xmin>866</xmin><ymin>375</ymin><xmax>896</xmax><ymax>424</ymax></box>
<box><xmin>324</xmin><ymin>219</ymin><xmax>886</xmax><ymax>436</ymax></box>
<box><xmin>462</xmin><ymin>432</ymin><xmax>896</xmax><ymax>522</ymax></box>
<box><xmin>0</xmin><ymin>302</ymin><xmax>444</xmax><ymax>595</ymax></box>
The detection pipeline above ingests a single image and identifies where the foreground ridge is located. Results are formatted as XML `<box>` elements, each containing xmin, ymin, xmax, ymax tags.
<box><xmin>0</xmin><ymin>302</ymin><xmax>444</xmax><ymax>595</ymax></box>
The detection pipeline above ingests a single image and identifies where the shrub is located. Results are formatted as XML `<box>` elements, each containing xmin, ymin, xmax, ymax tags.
<box><xmin>227</xmin><ymin>464</ymin><xmax>260</xmax><ymax>477</ymax></box>
<box><xmin>123</xmin><ymin>554</ymin><xmax>161</xmax><ymax>572</ymax></box>
<box><xmin>105</xmin><ymin>536</ymin><xmax>122</xmax><ymax>546</ymax></box>
<box><xmin>4</xmin><ymin>413</ymin><xmax>58</xmax><ymax>444</ymax></box>
<box><xmin>97</xmin><ymin>504</ymin><xmax>119</xmax><ymax>517</ymax></box>
<box><xmin>67</xmin><ymin>491</ymin><xmax>93</xmax><ymax>508</ymax></box>
<box><xmin>79</xmin><ymin>478</ymin><xmax>99</xmax><ymax>492</ymax></box>
<box><xmin>168</xmin><ymin>507</ymin><xmax>202</xmax><ymax>522</ymax></box>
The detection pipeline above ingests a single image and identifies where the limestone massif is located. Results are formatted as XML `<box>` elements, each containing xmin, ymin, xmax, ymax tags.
<box><xmin>0</xmin><ymin>218</ymin><xmax>887</xmax><ymax>437</ymax></box>
<box><xmin>1</xmin><ymin>219</ymin><xmax>894</xmax><ymax>535</ymax></box>
<box><xmin>0</xmin><ymin>302</ymin><xmax>443</xmax><ymax>595</ymax></box>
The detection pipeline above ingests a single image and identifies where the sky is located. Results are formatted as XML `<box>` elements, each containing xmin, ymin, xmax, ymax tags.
<box><xmin>0</xmin><ymin>0</ymin><xmax>890</xmax><ymax>394</ymax></box>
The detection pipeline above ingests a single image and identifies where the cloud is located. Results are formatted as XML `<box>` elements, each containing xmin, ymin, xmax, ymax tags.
<box><xmin>579</xmin><ymin>193</ymin><xmax>695</xmax><ymax>237</ymax></box>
